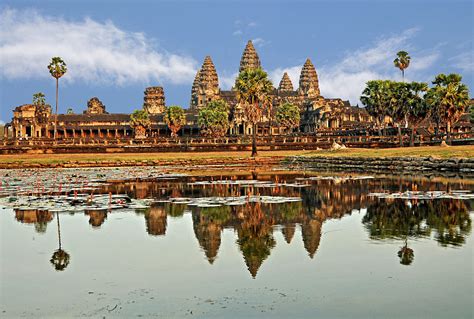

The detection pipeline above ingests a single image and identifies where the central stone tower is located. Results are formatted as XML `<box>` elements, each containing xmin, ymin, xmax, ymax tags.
<box><xmin>239</xmin><ymin>40</ymin><xmax>261</xmax><ymax>72</ymax></box>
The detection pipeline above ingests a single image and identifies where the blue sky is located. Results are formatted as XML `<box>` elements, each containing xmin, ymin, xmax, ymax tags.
<box><xmin>0</xmin><ymin>0</ymin><xmax>472</xmax><ymax>123</ymax></box>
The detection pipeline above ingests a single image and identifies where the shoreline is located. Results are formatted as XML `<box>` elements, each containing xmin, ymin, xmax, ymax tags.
<box><xmin>0</xmin><ymin>147</ymin><xmax>473</xmax><ymax>177</ymax></box>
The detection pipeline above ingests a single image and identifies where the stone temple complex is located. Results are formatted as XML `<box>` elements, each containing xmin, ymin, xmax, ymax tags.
<box><xmin>6</xmin><ymin>39</ymin><xmax>447</xmax><ymax>140</ymax></box>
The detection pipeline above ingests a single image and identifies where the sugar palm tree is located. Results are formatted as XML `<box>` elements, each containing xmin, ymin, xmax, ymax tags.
<box><xmin>32</xmin><ymin>92</ymin><xmax>46</xmax><ymax>106</ymax></box>
<box><xmin>47</xmin><ymin>57</ymin><xmax>67</xmax><ymax>139</ymax></box>
<box><xmin>394</xmin><ymin>51</ymin><xmax>410</xmax><ymax>81</ymax></box>
<box><xmin>426</xmin><ymin>73</ymin><xmax>470</xmax><ymax>143</ymax></box>
<box><xmin>234</xmin><ymin>68</ymin><xmax>274</xmax><ymax>157</ymax></box>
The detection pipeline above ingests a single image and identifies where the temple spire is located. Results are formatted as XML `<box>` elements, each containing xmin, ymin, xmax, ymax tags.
<box><xmin>199</xmin><ymin>56</ymin><xmax>219</xmax><ymax>93</ymax></box>
<box><xmin>189</xmin><ymin>69</ymin><xmax>201</xmax><ymax>109</ymax></box>
<box><xmin>278</xmin><ymin>72</ymin><xmax>294</xmax><ymax>92</ymax></box>
<box><xmin>298</xmin><ymin>58</ymin><xmax>320</xmax><ymax>97</ymax></box>
<box><xmin>239</xmin><ymin>40</ymin><xmax>261</xmax><ymax>72</ymax></box>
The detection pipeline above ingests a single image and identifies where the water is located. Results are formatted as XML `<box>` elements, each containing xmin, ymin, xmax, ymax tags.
<box><xmin>1</xmin><ymin>170</ymin><xmax>473</xmax><ymax>318</ymax></box>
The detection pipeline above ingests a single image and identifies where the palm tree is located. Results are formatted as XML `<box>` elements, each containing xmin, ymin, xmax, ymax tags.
<box><xmin>164</xmin><ymin>105</ymin><xmax>186</xmax><ymax>137</ymax></box>
<box><xmin>360</xmin><ymin>80</ymin><xmax>391</xmax><ymax>135</ymax></box>
<box><xmin>407</xmin><ymin>82</ymin><xmax>429</xmax><ymax>146</ymax></box>
<box><xmin>47</xmin><ymin>57</ymin><xmax>67</xmax><ymax>139</ymax></box>
<box><xmin>50</xmin><ymin>212</ymin><xmax>70</xmax><ymax>271</ymax></box>
<box><xmin>234</xmin><ymin>68</ymin><xmax>274</xmax><ymax>157</ymax></box>
<box><xmin>426</xmin><ymin>74</ymin><xmax>470</xmax><ymax>143</ymax></box>
<box><xmin>32</xmin><ymin>92</ymin><xmax>46</xmax><ymax>106</ymax></box>
<box><xmin>394</xmin><ymin>51</ymin><xmax>410</xmax><ymax>81</ymax></box>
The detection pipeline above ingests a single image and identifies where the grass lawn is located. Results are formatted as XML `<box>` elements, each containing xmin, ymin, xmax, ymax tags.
<box><xmin>0</xmin><ymin>146</ymin><xmax>472</xmax><ymax>166</ymax></box>
<box><xmin>304</xmin><ymin>145</ymin><xmax>474</xmax><ymax>159</ymax></box>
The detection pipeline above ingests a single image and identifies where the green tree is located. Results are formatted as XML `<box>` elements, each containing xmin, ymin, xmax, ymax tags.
<box><xmin>275</xmin><ymin>102</ymin><xmax>300</xmax><ymax>133</ymax></box>
<box><xmin>198</xmin><ymin>99</ymin><xmax>230</xmax><ymax>137</ymax></box>
<box><xmin>130</xmin><ymin>109</ymin><xmax>151</xmax><ymax>138</ymax></box>
<box><xmin>164</xmin><ymin>105</ymin><xmax>186</xmax><ymax>137</ymax></box>
<box><xmin>66</xmin><ymin>108</ymin><xmax>74</xmax><ymax>114</ymax></box>
<box><xmin>394</xmin><ymin>51</ymin><xmax>411</xmax><ymax>81</ymax></box>
<box><xmin>360</xmin><ymin>80</ymin><xmax>391</xmax><ymax>135</ymax></box>
<box><xmin>234</xmin><ymin>68</ymin><xmax>274</xmax><ymax>156</ymax></box>
<box><xmin>47</xmin><ymin>57</ymin><xmax>67</xmax><ymax>139</ymax></box>
<box><xmin>32</xmin><ymin>92</ymin><xmax>46</xmax><ymax>106</ymax></box>
<box><xmin>387</xmin><ymin>81</ymin><xmax>410</xmax><ymax>146</ymax></box>
<box><xmin>407</xmin><ymin>82</ymin><xmax>429</xmax><ymax>146</ymax></box>
<box><xmin>426</xmin><ymin>74</ymin><xmax>470</xmax><ymax>143</ymax></box>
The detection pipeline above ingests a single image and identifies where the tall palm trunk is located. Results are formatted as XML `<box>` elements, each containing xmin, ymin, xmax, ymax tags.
<box><xmin>446</xmin><ymin>122</ymin><xmax>451</xmax><ymax>145</ymax></box>
<box><xmin>251</xmin><ymin>123</ymin><xmax>258</xmax><ymax>157</ymax></box>
<box><xmin>398</xmin><ymin>125</ymin><xmax>403</xmax><ymax>147</ymax></box>
<box><xmin>54</xmin><ymin>78</ymin><xmax>58</xmax><ymax>140</ymax></box>
<box><xmin>410</xmin><ymin>127</ymin><xmax>415</xmax><ymax>147</ymax></box>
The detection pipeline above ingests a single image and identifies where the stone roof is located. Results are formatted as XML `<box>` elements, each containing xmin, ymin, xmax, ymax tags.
<box><xmin>278</xmin><ymin>72</ymin><xmax>294</xmax><ymax>92</ymax></box>
<box><xmin>298</xmin><ymin>58</ymin><xmax>320</xmax><ymax>97</ymax></box>
<box><xmin>239</xmin><ymin>40</ymin><xmax>261</xmax><ymax>72</ymax></box>
<box><xmin>57</xmin><ymin>114</ymin><xmax>131</xmax><ymax>123</ymax></box>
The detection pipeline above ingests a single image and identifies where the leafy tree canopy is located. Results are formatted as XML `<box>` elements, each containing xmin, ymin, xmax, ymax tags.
<box><xmin>198</xmin><ymin>99</ymin><xmax>230</xmax><ymax>137</ymax></box>
<box><xmin>275</xmin><ymin>102</ymin><xmax>300</xmax><ymax>130</ymax></box>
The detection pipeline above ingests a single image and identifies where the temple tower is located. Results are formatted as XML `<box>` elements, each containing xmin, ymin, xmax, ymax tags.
<box><xmin>278</xmin><ymin>72</ymin><xmax>294</xmax><ymax>92</ymax></box>
<box><xmin>191</xmin><ymin>56</ymin><xmax>220</xmax><ymax>109</ymax></box>
<box><xmin>143</xmin><ymin>86</ymin><xmax>165</xmax><ymax>114</ymax></box>
<box><xmin>85</xmin><ymin>97</ymin><xmax>107</xmax><ymax>114</ymax></box>
<box><xmin>239</xmin><ymin>40</ymin><xmax>261</xmax><ymax>72</ymax></box>
<box><xmin>189</xmin><ymin>69</ymin><xmax>201</xmax><ymax>110</ymax></box>
<box><xmin>298</xmin><ymin>58</ymin><xmax>320</xmax><ymax>98</ymax></box>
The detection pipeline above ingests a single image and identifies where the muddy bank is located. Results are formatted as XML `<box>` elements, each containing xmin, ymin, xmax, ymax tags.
<box><xmin>285</xmin><ymin>156</ymin><xmax>474</xmax><ymax>178</ymax></box>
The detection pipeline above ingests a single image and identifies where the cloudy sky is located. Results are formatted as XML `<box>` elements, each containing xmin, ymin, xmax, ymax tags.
<box><xmin>0</xmin><ymin>0</ymin><xmax>472</xmax><ymax>123</ymax></box>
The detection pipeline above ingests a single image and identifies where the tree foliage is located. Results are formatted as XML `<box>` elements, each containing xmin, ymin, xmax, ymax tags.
<box><xmin>275</xmin><ymin>102</ymin><xmax>300</xmax><ymax>131</ymax></box>
<box><xmin>164</xmin><ymin>105</ymin><xmax>186</xmax><ymax>137</ymax></box>
<box><xmin>425</xmin><ymin>73</ymin><xmax>470</xmax><ymax>135</ymax></box>
<box><xmin>234</xmin><ymin>68</ymin><xmax>274</xmax><ymax>156</ymax></box>
<box><xmin>394</xmin><ymin>51</ymin><xmax>411</xmax><ymax>80</ymax></box>
<box><xmin>130</xmin><ymin>109</ymin><xmax>151</xmax><ymax>138</ymax></box>
<box><xmin>47</xmin><ymin>57</ymin><xmax>67</xmax><ymax>79</ymax></box>
<box><xmin>32</xmin><ymin>92</ymin><xmax>46</xmax><ymax>106</ymax></box>
<box><xmin>198</xmin><ymin>100</ymin><xmax>230</xmax><ymax>137</ymax></box>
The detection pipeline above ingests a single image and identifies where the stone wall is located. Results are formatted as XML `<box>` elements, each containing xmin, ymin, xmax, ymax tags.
<box><xmin>285</xmin><ymin>156</ymin><xmax>474</xmax><ymax>177</ymax></box>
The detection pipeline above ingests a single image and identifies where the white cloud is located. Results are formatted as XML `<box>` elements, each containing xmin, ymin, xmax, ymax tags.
<box><xmin>266</xmin><ymin>28</ymin><xmax>440</xmax><ymax>105</ymax></box>
<box><xmin>449</xmin><ymin>51</ymin><xmax>474</xmax><ymax>73</ymax></box>
<box><xmin>233</xmin><ymin>30</ymin><xmax>243</xmax><ymax>36</ymax></box>
<box><xmin>248</xmin><ymin>22</ymin><xmax>257</xmax><ymax>28</ymax></box>
<box><xmin>219</xmin><ymin>72</ymin><xmax>238</xmax><ymax>90</ymax></box>
<box><xmin>0</xmin><ymin>8</ymin><xmax>198</xmax><ymax>85</ymax></box>
<box><xmin>252</xmin><ymin>37</ymin><xmax>268</xmax><ymax>48</ymax></box>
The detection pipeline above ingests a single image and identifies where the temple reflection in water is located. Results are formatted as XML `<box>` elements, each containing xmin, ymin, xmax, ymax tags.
<box><xmin>12</xmin><ymin>174</ymin><xmax>473</xmax><ymax>277</ymax></box>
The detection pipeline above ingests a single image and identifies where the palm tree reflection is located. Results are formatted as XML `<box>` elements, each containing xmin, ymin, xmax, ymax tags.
<box><xmin>50</xmin><ymin>212</ymin><xmax>70</xmax><ymax>271</ymax></box>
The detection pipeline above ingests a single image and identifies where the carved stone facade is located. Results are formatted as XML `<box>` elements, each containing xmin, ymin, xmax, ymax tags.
<box><xmin>143</xmin><ymin>86</ymin><xmax>165</xmax><ymax>114</ymax></box>
<box><xmin>190</xmin><ymin>56</ymin><xmax>220</xmax><ymax>110</ymax></box>
<box><xmin>85</xmin><ymin>97</ymin><xmax>107</xmax><ymax>115</ymax></box>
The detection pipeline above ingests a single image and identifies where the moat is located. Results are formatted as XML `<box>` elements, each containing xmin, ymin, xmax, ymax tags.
<box><xmin>1</xmin><ymin>168</ymin><xmax>473</xmax><ymax>318</ymax></box>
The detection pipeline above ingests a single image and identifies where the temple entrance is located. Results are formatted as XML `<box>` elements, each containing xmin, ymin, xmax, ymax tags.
<box><xmin>25</xmin><ymin>126</ymin><xmax>32</xmax><ymax>138</ymax></box>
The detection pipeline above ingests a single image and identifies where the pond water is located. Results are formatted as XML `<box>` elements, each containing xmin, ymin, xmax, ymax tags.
<box><xmin>0</xmin><ymin>169</ymin><xmax>473</xmax><ymax>318</ymax></box>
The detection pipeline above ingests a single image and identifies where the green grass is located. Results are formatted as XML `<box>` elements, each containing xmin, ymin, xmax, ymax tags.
<box><xmin>303</xmin><ymin>145</ymin><xmax>474</xmax><ymax>159</ymax></box>
<box><xmin>0</xmin><ymin>146</ymin><xmax>472</xmax><ymax>166</ymax></box>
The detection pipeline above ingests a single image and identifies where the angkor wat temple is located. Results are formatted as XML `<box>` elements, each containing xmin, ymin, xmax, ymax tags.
<box><xmin>4</xmin><ymin>40</ymin><xmax>383</xmax><ymax>140</ymax></box>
